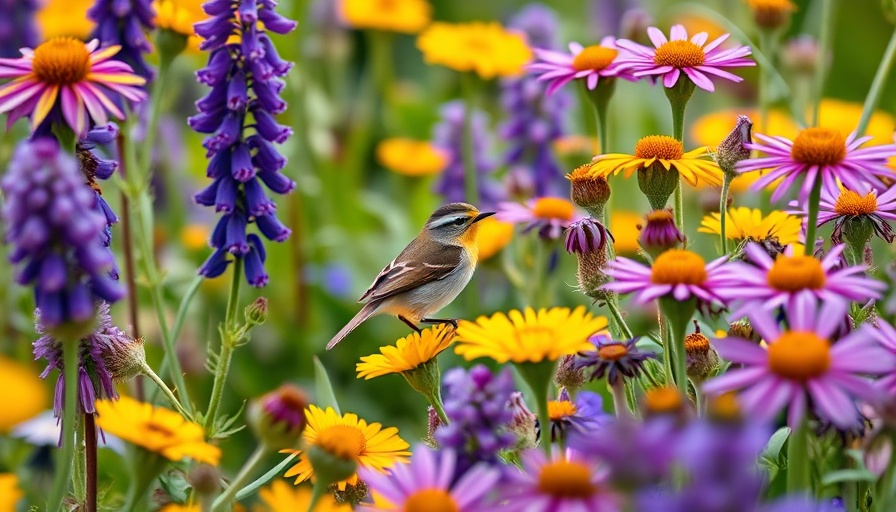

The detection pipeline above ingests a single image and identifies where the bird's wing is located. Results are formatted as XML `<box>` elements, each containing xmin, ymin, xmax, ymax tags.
<box><xmin>358</xmin><ymin>244</ymin><xmax>464</xmax><ymax>303</ymax></box>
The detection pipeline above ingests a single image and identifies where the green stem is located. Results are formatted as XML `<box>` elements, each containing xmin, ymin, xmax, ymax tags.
<box><xmin>668</xmin><ymin>315</ymin><xmax>688</xmax><ymax>396</ymax></box>
<box><xmin>659</xmin><ymin>316</ymin><xmax>674</xmax><ymax>384</ymax></box>
<box><xmin>74</xmin><ymin>415</ymin><xmax>86</xmax><ymax>503</ymax></box>
<box><xmin>804</xmin><ymin>178</ymin><xmax>823</xmax><ymax>256</ymax></box>
<box><xmin>719</xmin><ymin>174</ymin><xmax>732</xmax><ymax>255</ymax></box>
<box><xmin>666</xmin><ymin>80</ymin><xmax>693</xmax><ymax>230</ymax></box>
<box><xmin>529</xmin><ymin>240</ymin><xmax>547</xmax><ymax>308</ymax></box>
<box><xmin>211</xmin><ymin>445</ymin><xmax>271</xmax><ymax>512</ymax></box>
<box><xmin>204</xmin><ymin>258</ymin><xmax>244</xmax><ymax>431</ymax></box>
<box><xmin>856</xmin><ymin>26</ymin><xmax>896</xmax><ymax>137</ymax></box>
<box><xmin>610</xmin><ymin>380</ymin><xmax>631</xmax><ymax>418</ymax></box>
<box><xmin>786</xmin><ymin>419</ymin><xmax>811</xmax><ymax>493</ymax></box>
<box><xmin>47</xmin><ymin>341</ymin><xmax>79</xmax><ymax>511</ymax></box>
<box><xmin>873</xmin><ymin>432</ymin><xmax>896</xmax><ymax>511</ymax></box>
<box><xmin>308</xmin><ymin>480</ymin><xmax>327</xmax><ymax>511</ymax></box>
<box><xmin>141</xmin><ymin>361</ymin><xmax>190</xmax><ymax>418</ymax></box>
<box><xmin>85</xmin><ymin>413</ymin><xmax>98</xmax><ymax>512</ymax></box>
<box><xmin>461</xmin><ymin>73</ymin><xmax>479</xmax><ymax>204</ymax></box>
<box><xmin>423</xmin><ymin>389</ymin><xmax>449</xmax><ymax>425</ymax></box>
<box><xmin>692</xmin><ymin>381</ymin><xmax>703</xmax><ymax>417</ymax></box>
<box><xmin>234</xmin><ymin>453</ymin><xmax>299</xmax><ymax>501</ymax></box>
<box><xmin>811</xmin><ymin>0</ymin><xmax>836</xmax><ymax>126</ymax></box>
<box><xmin>517</xmin><ymin>362</ymin><xmax>556</xmax><ymax>457</ymax></box>
<box><xmin>605</xmin><ymin>296</ymin><xmax>634</xmax><ymax>340</ymax></box>
<box><xmin>148</xmin><ymin>275</ymin><xmax>204</xmax><ymax>405</ymax></box>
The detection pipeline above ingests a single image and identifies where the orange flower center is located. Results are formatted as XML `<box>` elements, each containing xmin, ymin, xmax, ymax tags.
<box><xmin>597</xmin><ymin>343</ymin><xmax>629</xmax><ymax>361</ymax></box>
<box><xmin>548</xmin><ymin>400</ymin><xmax>578</xmax><ymax>420</ymax></box>
<box><xmin>766</xmin><ymin>254</ymin><xmax>826</xmax><ymax>291</ymax></box>
<box><xmin>404</xmin><ymin>488</ymin><xmax>459</xmax><ymax>512</ymax></box>
<box><xmin>317</xmin><ymin>425</ymin><xmax>366</xmax><ymax>462</ymax></box>
<box><xmin>790</xmin><ymin>127</ymin><xmax>847</xmax><ymax>167</ymax></box>
<box><xmin>634</xmin><ymin>135</ymin><xmax>684</xmax><ymax>161</ymax></box>
<box><xmin>32</xmin><ymin>37</ymin><xmax>91</xmax><ymax>85</ymax></box>
<box><xmin>653</xmin><ymin>40</ymin><xmax>706</xmax><ymax>68</ymax></box>
<box><xmin>706</xmin><ymin>392</ymin><xmax>742</xmax><ymax>421</ymax></box>
<box><xmin>834</xmin><ymin>189</ymin><xmax>878</xmax><ymax>216</ymax></box>
<box><xmin>538</xmin><ymin>460</ymin><xmax>597</xmax><ymax>498</ymax></box>
<box><xmin>767</xmin><ymin>331</ymin><xmax>831</xmax><ymax>381</ymax></box>
<box><xmin>684</xmin><ymin>333</ymin><xmax>710</xmax><ymax>354</ymax></box>
<box><xmin>644</xmin><ymin>386</ymin><xmax>683</xmax><ymax>414</ymax></box>
<box><xmin>572</xmin><ymin>45</ymin><xmax>619</xmax><ymax>72</ymax></box>
<box><xmin>645</xmin><ymin>209</ymin><xmax>674</xmax><ymax>223</ymax></box>
<box><xmin>532</xmin><ymin>197</ymin><xmax>575</xmax><ymax>221</ymax></box>
<box><xmin>650</xmin><ymin>249</ymin><xmax>707</xmax><ymax>285</ymax></box>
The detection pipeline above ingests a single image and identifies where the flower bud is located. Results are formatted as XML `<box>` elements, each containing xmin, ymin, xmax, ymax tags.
<box><xmin>245</xmin><ymin>297</ymin><xmax>269</xmax><ymax>326</ymax></box>
<box><xmin>507</xmin><ymin>392</ymin><xmax>538</xmax><ymax>451</ymax></box>
<box><xmin>101</xmin><ymin>335</ymin><xmax>147</xmax><ymax>382</ymax></box>
<box><xmin>247</xmin><ymin>384</ymin><xmax>309</xmax><ymax>449</ymax></box>
<box><xmin>684</xmin><ymin>326</ymin><xmax>720</xmax><ymax>383</ymax></box>
<box><xmin>565</xmin><ymin>217</ymin><xmax>612</xmax><ymax>254</ymax></box>
<box><xmin>555</xmin><ymin>355</ymin><xmax>587</xmax><ymax>393</ymax></box>
<box><xmin>576</xmin><ymin>250</ymin><xmax>610</xmax><ymax>300</ymax></box>
<box><xmin>747</xmin><ymin>0</ymin><xmax>796</xmax><ymax>30</ymax></box>
<box><xmin>638</xmin><ymin>209</ymin><xmax>685</xmax><ymax>258</ymax></box>
<box><xmin>567</xmin><ymin>164</ymin><xmax>611</xmax><ymax>218</ymax></box>
<box><xmin>713</xmin><ymin>115</ymin><xmax>753</xmax><ymax>176</ymax></box>
<box><xmin>424</xmin><ymin>406</ymin><xmax>441</xmax><ymax>448</ymax></box>
<box><xmin>188</xmin><ymin>464</ymin><xmax>221</xmax><ymax>497</ymax></box>
<box><xmin>637</xmin><ymin>164</ymin><xmax>680</xmax><ymax>211</ymax></box>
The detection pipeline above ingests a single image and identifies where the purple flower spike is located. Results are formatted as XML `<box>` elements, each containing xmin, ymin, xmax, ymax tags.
<box><xmin>1</xmin><ymin>139</ymin><xmax>123</xmax><ymax>326</ymax></box>
<box><xmin>88</xmin><ymin>0</ymin><xmax>156</xmax><ymax>82</ymax></box>
<box><xmin>191</xmin><ymin>0</ymin><xmax>297</xmax><ymax>287</ymax></box>
<box><xmin>0</xmin><ymin>0</ymin><xmax>39</xmax><ymax>58</ymax></box>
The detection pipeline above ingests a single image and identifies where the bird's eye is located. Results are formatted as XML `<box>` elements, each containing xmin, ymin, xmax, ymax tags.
<box><xmin>453</xmin><ymin>218</ymin><xmax>466</xmax><ymax>226</ymax></box>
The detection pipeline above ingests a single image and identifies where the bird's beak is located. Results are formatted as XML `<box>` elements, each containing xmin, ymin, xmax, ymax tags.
<box><xmin>472</xmin><ymin>211</ymin><xmax>496</xmax><ymax>223</ymax></box>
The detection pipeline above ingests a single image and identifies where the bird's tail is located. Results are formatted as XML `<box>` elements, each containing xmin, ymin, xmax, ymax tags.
<box><xmin>326</xmin><ymin>302</ymin><xmax>379</xmax><ymax>350</ymax></box>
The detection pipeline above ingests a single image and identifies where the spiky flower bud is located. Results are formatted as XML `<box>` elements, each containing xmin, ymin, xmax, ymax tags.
<box><xmin>565</xmin><ymin>217</ymin><xmax>612</xmax><ymax>254</ymax></box>
<box><xmin>507</xmin><ymin>392</ymin><xmax>538</xmax><ymax>451</ymax></box>
<box><xmin>555</xmin><ymin>355</ymin><xmax>587</xmax><ymax>394</ymax></box>
<box><xmin>101</xmin><ymin>335</ymin><xmax>146</xmax><ymax>383</ymax></box>
<box><xmin>567</xmin><ymin>164</ymin><xmax>611</xmax><ymax>218</ymax></box>
<box><xmin>247</xmin><ymin>384</ymin><xmax>309</xmax><ymax>449</ymax></box>
<box><xmin>576</xmin><ymin>250</ymin><xmax>610</xmax><ymax>300</ymax></box>
<box><xmin>638</xmin><ymin>209</ymin><xmax>685</xmax><ymax>258</ymax></box>
<box><xmin>713</xmin><ymin>115</ymin><xmax>753</xmax><ymax>176</ymax></box>
<box><xmin>684</xmin><ymin>324</ymin><xmax>720</xmax><ymax>383</ymax></box>
<box><xmin>245</xmin><ymin>297</ymin><xmax>269</xmax><ymax>325</ymax></box>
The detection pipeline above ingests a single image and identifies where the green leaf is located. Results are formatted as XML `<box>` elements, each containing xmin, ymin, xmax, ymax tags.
<box><xmin>821</xmin><ymin>469</ymin><xmax>878</xmax><ymax>485</ymax></box>
<box><xmin>759</xmin><ymin>427</ymin><xmax>791</xmax><ymax>481</ymax></box>
<box><xmin>234</xmin><ymin>453</ymin><xmax>299</xmax><ymax>501</ymax></box>
<box><xmin>159</xmin><ymin>470</ymin><xmax>191</xmax><ymax>503</ymax></box>
<box><xmin>314</xmin><ymin>356</ymin><xmax>341</xmax><ymax>414</ymax></box>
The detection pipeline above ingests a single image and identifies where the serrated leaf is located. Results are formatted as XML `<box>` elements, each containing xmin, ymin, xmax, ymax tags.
<box><xmin>314</xmin><ymin>356</ymin><xmax>341</xmax><ymax>414</ymax></box>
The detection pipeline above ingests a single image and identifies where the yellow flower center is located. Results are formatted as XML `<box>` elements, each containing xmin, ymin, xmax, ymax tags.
<box><xmin>645</xmin><ymin>209</ymin><xmax>674</xmax><ymax>223</ymax></box>
<box><xmin>145</xmin><ymin>421</ymin><xmax>177</xmax><ymax>437</ymax></box>
<box><xmin>532</xmin><ymin>197</ymin><xmax>575</xmax><ymax>221</ymax></box>
<box><xmin>572</xmin><ymin>45</ymin><xmax>618</xmax><ymax>72</ymax></box>
<box><xmin>317</xmin><ymin>425</ymin><xmax>366</xmax><ymax>462</ymax></box>
<box><xmin>32</xmin><ymin>37</ymin><xmax>91</xmax><ymax>85</ymax></box>
<box><xmin>767</xmin><ymin>331</ymin><xmax>831</xmax><ymax>381</ymax></box>
<box><xmin>643</xmin><ymin>386</ymin><xmax>683</xmax><ymax>414</ymax></box>
<box><xmin>634</xmin><ymin>135</ymin><xmax>684</xmax><ymax>161</ymax></box>
<box><xmin>790</xmin><ymin>127</ymin><xmax>847</xmax><ymax>167</ymax></box>
<box><xmin>597</xmin><ymin>343</ymin><xmax>629</xmax><ymax>361</ymax></box>
<box><xmin>538</xmin><ymin>461</ymin><xmax>597</xmax><ymax>498</ymax></box>
<box><xmin>766</xmin><ymin>254</ymin><xmax>826</xmax><ymax>291</ymax></box>
<box><xmin>650</xmin><ymin>249</ymin><xmax>707</xmax><ymax>285</ymax></box>
<box><xmin>548</xmin><ymin>400</ymin><xmax>578</xmax><ymax>420</ymax></box>
<box><xmin>834</xmin><ymin>189</ymin><xmax>878</xmax><ymax>216</ymax></box>
<box><xmin>567</xmin><ymin>163</ymin><xmax>594</xmax><ymax>182</ymax></box>
<box><xmin>404</xmin><ymin>488</ymin><xmax>460</xmax><ymax>512</ymax></box>
<box><xmin>706</xmin><ymin>392</ymin><xmax>742</xmax><ymax>421</ymax></box>
<box><xmin>653</xmin><ymin>40</ymin><xmax>706</xmax><ymax>68</ymax></box>
<box><xmin>684</xmin><ymin>333</ymin><xmax>710</xmax><ymax>354</ymax></box>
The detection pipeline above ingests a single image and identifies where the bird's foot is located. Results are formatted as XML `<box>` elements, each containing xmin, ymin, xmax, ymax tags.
<box><xmin>420</xmin><ymin>317</ymin><xmax>459</xmax><ymax>328</ymax></box>
<box><xmin>398</xmin><ymin>315</ymin><xmax>422</xmax><ymax>333</ymax></box>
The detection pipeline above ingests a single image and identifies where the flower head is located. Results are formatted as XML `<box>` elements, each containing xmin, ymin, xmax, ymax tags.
<box><xmin>615</xmin><ymin>24</ymin><xmax>755</xmax><ymax>92</ymax></box>
<box><xmin>359</xmin><ymin>446</ymin><xmax>501</xmax><ymax>511</ymax></box>
<box><xmin>547</xmin><ymin>389</ymin><xmax>608</xmax><ymax>441</ymax></box>
<box><xmin>565</xmin><ymin>217</ymin><xmax>612</xmax><ymax>254</ymax></box>
<box><xmin>88</xmin><ymin>0</ymin><xmax>155</xmax><ymax>80</ymax></box>
<box><xmin>590</xmin><ymin>135</ymin><xmax>724</xmax><ymax>186</ymax></box>
<box><xmin>248</xmin><ymin>384</ymin><xmax>309</xmax><ymax>449</ymax></box>
<box><xmin>256</xmin><ymin>480</ymin><xmax>350</xmax><ymax>512</ymax></box>
<box><xmin>703</xmin><ymin>300</ymin><xmax>896</xmax><ymax>429</ymax></box>
<box><xmin>417</xmin><ymin>22</ymin><xmax>532</xmax><ymax>79</ymax></box>
<box><xmin>567</xmin><ymin>163</ymin><xmax>611</xmax><ymax>216</ymax></box>
<box><xmin>0</xmin><ymin>38</ymin><xmax>147</xmax><ymax>135</ymax></box>
<box><xmin>699</xmin><ymin>207</ymin><xmax>803</xmax><ymax>247</ymax></box>
<box><xmin>0</xmin><ymin>474</ymin><xmax>22</xmax><ymax>512</ymax></box>
<box><xmin>737</xmin><ymin>128</ymin><xmax>896</xmax><ymax>202</ymax></box>
<box><xmin>36</xmin><ymin>0</ymin><xmax>94</xmax><ymax>41</ymax></box>
<box><xmin>496</xmin><ymin>197</ymin><xmax>582</xmax><ymax>240</ymax></box>
<box><xmin>454</xmin><ymin>306</ymin><xmax>608</xmax><ymax>364</ymax></box>
<box><xmin>375</xmin><ymin>138</ymin><xmax>447</xmax><ymax>177</ymax></box>
<box><xmin>356</xmin><ymin>324</ymin><xmax>454</xmax><ymax>379</ymax></box>
<box><xmin>604</xmin><ymin>249</ymin><xmax>732</xmax><ymax>306</ymax></box>
<box><xmin>155</xmin><ymin>0</ymin><xmax>207</xmax><ymax>50</ymax></box>
<box><xmin>713</xmin><ymin>114</ymin><xmax>753</xmax><ymax>174</ymax></box>
<box><xmin>528</xmin><ymin>36</ymin><xmax>631</xmax><ymax>94</ymax></box>
<box><xmin>283</xmin><ymin>405</ymin><xmax>410</xmax><ymax>490</ymax></box>
<box><xmin>340</xmin><ymin>0</ymin><xmax>430</xmax><ymax>34</ymax></box>
<box><xmin>95</xmin><ymin>395</ymin><xmax>221</xmax><ymax>465</ymax></box>
<box><xmin>574</xmin><ymin>335</ymin><xmax>656</xmax><ymax>385</ymax></box>
<box><xmin>810</xmin><ymin>185</ymin><xmax>896</xmax><ymax>244</ymax></box>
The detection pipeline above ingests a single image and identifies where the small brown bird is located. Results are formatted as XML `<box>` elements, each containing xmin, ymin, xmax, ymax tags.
<box><xmin>326</xmin><ymin>203</ymin><xmax>494</xmax><ymax>350</ymax></box>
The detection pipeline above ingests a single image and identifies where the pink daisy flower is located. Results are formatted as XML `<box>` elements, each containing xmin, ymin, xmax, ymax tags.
<box><xmin>803</xmin><ymin>185</ymin><xmax>896</xmax><ymax>244</ymax></box>
<box><xmin>499</xmin><ymin>449</ymin><xmax>622</xmax><ymax>512</ymax></box>
<box><xmin>614</xmin><ymin>24</ymin><xmax>755</xmax><ymax>92</ymax></box>
<box><xmin>736</xmin><ymin>128</ymin><xmax>896</xmax><ymax>202</ymax></box>
<box><xmin>527</xmin><ymin>36</ymin><xmax>632</xmax><ymax>95</ymax></box>
<box><xmin>703</xmin><ymin>299</ymin><xmax>896</xmax><ymax>429</ymax></box>
<box><xmin>496</xmin><ymin>197</ymin><xmax>583</xmax><ymax>240</ymax></box>
<box><xmin>719</xmin><ymin>243</ymin><xmax>884</xmax><ymax>319</ymax></box>
<box><xmin>603</xmin><ymin>248</ymin><xmax>733</xmax><ymax>306</ymax></box>
<box><xmin>358</xmin><ymin>446</ymin><xmax>500</xmax><ymax>511</ymax></box>
<box><xmin>0</xmin><ymin>37</ymin><xmax>147</xmax><ymax>136</ymax></box>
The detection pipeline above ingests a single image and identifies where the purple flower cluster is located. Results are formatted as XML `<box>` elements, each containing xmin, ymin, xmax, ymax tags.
<box><xmin>88</xmin><ymin>0</ymin><xmax>156</xmax><ymax>81</ymax></box>
<box><xmin>190</xmin><ymin>0</ymin><xmax>297</xmax><ymax>287</ymax></box>
<box><xmin>34</xmin><ymin>302</ymin><xmax>132</xmax><ymax>416</ymax></box>
<box><xmin>500</xmin><ymin>4</ymin><xmax>569</xmax><ymax>197</ymax></box>
<box><xmin>432</xmin><ymin>101</ymin><xmax>504</xmax><ymax>208</ymax></box>
<box><xmin>1</xmin><ymin>139</ymin><xmax>123</xmax><ymax>326</ymax></box>
<box><xmin>0</xmin><ymin>0</ymin><xmax>38</xmax><ymax>58</ymax></box>
<box><xmin>436</xmin><ymin>365</ymin><xmax>516</xmax><ymax>475</ymax></box>
<box><xmin>77</xmin><ymin>124</ymin><xmax>121</xmax><ymax>247</ymax></box>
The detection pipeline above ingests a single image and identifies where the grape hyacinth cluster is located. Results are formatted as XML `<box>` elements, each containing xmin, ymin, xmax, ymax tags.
<box><xmin>1</xmin><ymin>139</ymin><xmax>123</xmax><ymax>327</ymax></box>
<box><xmin>0</xmin><ymin>0</ymin><xmax>38</xmax><ymax>58</ymax></box>
<box><xmin>88</xmin><ymin>0</ymin><xmax>156</xmax><ymax>81</ymax></box>
<box><xmin>190</xmin><ymin>0</ymin><xmax>298</xmax><ymax>287</ymax></box>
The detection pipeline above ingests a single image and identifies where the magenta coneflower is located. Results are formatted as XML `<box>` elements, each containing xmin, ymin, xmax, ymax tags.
<box><xmin>737</xmin><ymin>129</ymin><xmax>896</xmax><ymax>202</ymax></box>
<box><xmin>358</xmin><ymin>445</ymin><xmax>500</xmax><ymax>511</ymax></box>
<box><xmin>615</xmin><ymin>24</ymin><xmax>754</xmax><ymax>92</ymax></box>
<box><xmin>497</xmin><ymin>197</ymin><xmax>583</xmax><ymax>240</ymax></box>
<box><xmin>814</xmin><ymin>185</ymin><xmax>896</xmax><ymax>244</ymax></box>
<box><xmin>527</xmin><ymin>36</ymin><xmax>631</xmax><ymax>95</ymax></box>
<box><xmin>603</xmin><ymin>248</ymin><xmax>732</xmax><ymax>306</ymax></box>
<box><xmin>720</xmin><ymin>243</ymin><xmax>884</xmax><ymax>319</ymax></box>
<box><xmin>702</xmin><ymin>300</ymin><xmax>896</xmax><ymax>429</ymax></box>
<box><xmin>0</xmin><ymin>38</ymin><xmax>147</xmax><ymax>136</ymax></box>
<box><xmin>499</xmin><ymin>449</ymin><xmax>621</xmax><ymax>511</ymax></box>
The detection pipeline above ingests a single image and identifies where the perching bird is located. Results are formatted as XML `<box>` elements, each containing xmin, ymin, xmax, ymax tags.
<box><xmin>326</xmin><ymin>202</ymin><xmax>495</xmax><ymax>350</ymax></box>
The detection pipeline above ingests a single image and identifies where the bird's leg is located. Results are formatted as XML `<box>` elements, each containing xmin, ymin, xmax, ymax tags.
<box><xmin>420</xmin><ymin>317</ymin><xmax>459</xmax><ymax>328</ymax></box>
<box><xmin>398</xmin><ymin>315</ymin><xmax>422</xmax><ymax>333</ymax></box>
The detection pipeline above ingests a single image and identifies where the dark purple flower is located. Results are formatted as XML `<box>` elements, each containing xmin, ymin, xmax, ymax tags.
<box><xmin>88</xmin><ymin>0</ymin><xmax>156</xmax><ymax>81</ymax></box>
<box><xmin>574</xmin><ymin>335</ymin><xmax>656</xmax><ymax>385</ymax></box>
<box><xmin>639</xmin><ymin>208</ymin><xmax>685</xmax><ymax>254</ymax></box>
<box><xmin>565</xmin><ymin>217</ymin><xmax>613</xmax><ymax>254</ymax></box>
<box><xmin>1</xmin><ymin>139</ymin><xmax>123</xmax><ymax>326</ymax></box>
<box><xmin>0</xmin><ymin>0</ymin><xmax>38</xmax><ymax>58</ymax></box>
<box><xmin>190</xmin><ymin>0</ymin><xmax>297</xmax><ymax>287</ymax></box>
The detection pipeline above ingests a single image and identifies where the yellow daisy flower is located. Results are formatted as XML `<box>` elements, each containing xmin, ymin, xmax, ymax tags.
<box><xmin>476</xmin><ymin>217</ymin><xmax>514</xmax><ymax>261</ymax></box>
<box><xmin>0</xmin><ymin>474</ymin><xmax>22</xmax><ymax>512</ymax></box>
<box><xmin>454</xmin><ymin>306</ymin><xmax>608</xmax><ymax>364</ymax></box>
<box><xmin>375</xmin><ymin>138</ymin><xmax>447</xmax><ymax>177</ymax></box>
<box><xmin>341</xmin><ymin>0</ymin><xmax>431</xmax><ymax>34</ymax></box>
<box><xmin>283</xmin><ymin>406</ymin><xmax>410</xmax><ymax>490</ymax></box>
<box><xmin>253</xmin><ymin>481</ymin><xmax>350</xmax><ymax>512</ymax></box>
<box><xmin>159</xmin><ymin>505</ymin><xmax>199</xmax><ymax>512</ymax></box>
<box><xmin>588</xmin><ymin>135</ymin><xmax>723</xmax><ymax>186</ymax></box>
<box><xmin>154</xmin><ymin>0</ymin><xmax>208</xmax><ymax>51</ymax></box>
<box><xmin>94</xmin><ymin>396</ymin><xmax>221</xmax><ymax>466</ymax></box>
<box><xmin>357</xmin><ymin>324</ymin><xmax>454</xmax><ymax>379</ymax></box>
<box><xmin>417</xmin><ymin>22</ymin><xmax>532</xmax><ymax>79</ymax></box>
<box><xmin>36</xmin><ymin>0</ymin><xmax>95</xmax><ymax>40</ymax></box>
<box><xmin>0</xmin><ymin>355</ymin><xmax>48</xmax><ymax>432</ymax></box>
<box><xmin>610</xmin><ymin>211</ymin><xmax>643</xmax><ymax>255</ymax></box>
<box><xmin>698</xmin><ymin>207</ymin><xmax>803</xmax><ymax>246</ymax></box>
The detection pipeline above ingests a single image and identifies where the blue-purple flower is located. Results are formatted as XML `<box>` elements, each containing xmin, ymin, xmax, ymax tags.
<box><xmin>88</xmin><ymin>0</ymin><xmax>156</xmax><ymax>81</ymax></box>
<box><xmin>190</xmin><ymin>0</ymin><xmax>297</xmax><ymax>287</ymax></box>
<box><xmin>546</xmin><ymin>388</ymin><xmax>608</xmax><ymax>441</ymax></box>
<box><xmin>77</xmin><ymin>124</ymin><xmax>120</xmax><ymax>247</ymax></box>
<box><xmin>0</xmin><ymin>0</ymin><xmax>38</xmax><ymax>58</ymax></box>
<box><xmin>574</xmin><ymin>335</ymin><xmax>656</xmax><ymax>385</ymax></box>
